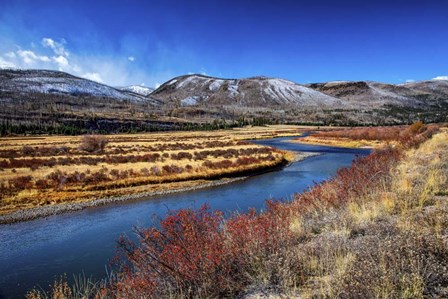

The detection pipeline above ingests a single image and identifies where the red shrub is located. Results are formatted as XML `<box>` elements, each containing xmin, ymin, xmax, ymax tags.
<box><xmin>114</xmin><ymin>205</ymin><xmax>231</xmax><ymax>297</ymax></box>
<box><xmin>8</xmin><ymin>175</ymin><xmax>33</xmax><ymax>191</ymax></box>
<box><xmin>35</xmin><ymin>178</ymin><xmax>51</xmax><ymax>189</ymax></box>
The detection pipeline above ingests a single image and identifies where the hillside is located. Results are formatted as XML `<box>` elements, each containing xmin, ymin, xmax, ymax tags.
<box><xmin>152</xmin><ymin>74</ymin><xmax>344</xmax><ymax>108</ymax></box>
<box><xmin>0</xmin><ymin>69</ymin><xmax>154</xmax><ymax>102</ymax></box>
<box><xmin>1</xmin><ymin>69</ymin><xmax>447</xmax><ymax>135</ymax></box>
<box><xmin>306</xmin><ymin>79</ymin><xmax>448</xmax><ymax>109</ymax></box>
<box><xmin>151</xmin><ymin>75</ymin><xmax>448</xmax><ymax>125</ymax></box>
<box><xmin>0</xmin><ymin>69</ymin><xmax>180</xmax><ymax>135</ymax></box>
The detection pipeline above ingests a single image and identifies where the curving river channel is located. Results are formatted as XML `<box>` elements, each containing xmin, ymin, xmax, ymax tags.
<box><xmin>0</xmin><ymin>136</ymin><xmax>370</xmax><ymax>298</ymax></box>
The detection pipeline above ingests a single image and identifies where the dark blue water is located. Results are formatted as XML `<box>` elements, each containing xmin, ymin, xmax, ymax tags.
<box><xmin>0</xmin><ymin>137</ymin><xmax>370</xmax><ymax>298</ymax></box>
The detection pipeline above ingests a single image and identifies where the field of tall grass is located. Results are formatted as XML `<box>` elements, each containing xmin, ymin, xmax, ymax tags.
<box><xmin>0</xmin><ymin>126</ymin><xmax>305</xmax><ymax>216</ymax></box>
<box><xmin>27</xmin><ymin>123</ymin><xmax>448</xmax><ymax>298</ymax></box>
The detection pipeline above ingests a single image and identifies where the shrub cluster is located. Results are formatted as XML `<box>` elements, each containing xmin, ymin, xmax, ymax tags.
<box><xmin>79</xmin><ymin>135</ymin><xmax>108</xmax><ymax>153</ymax></box>
<box><xmin>312</xmin><ymin>122</ymin><xmax>440</xmax><ymax>148</ymax></box>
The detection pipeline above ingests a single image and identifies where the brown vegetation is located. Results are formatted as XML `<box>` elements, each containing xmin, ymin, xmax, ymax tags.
<box><xmin>79</xmin><ymin>135</ymin><xmax>108</xmax><ymax>153</ymax></box>
<box><xmin>296</xmin><ymin>122</ymin><xmax>443</xmax><ymax>148</ymax></box>
<box><xmin>0</xmin><ymin>126</ymin><xmax>301</xmax><ymax>216</ymax></box>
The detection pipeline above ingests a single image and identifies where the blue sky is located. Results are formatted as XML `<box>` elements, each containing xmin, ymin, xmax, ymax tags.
<box><xmin>0</xmin><ymin>0</ymin><xmax>447</xmax><ymax>87</ymax></box>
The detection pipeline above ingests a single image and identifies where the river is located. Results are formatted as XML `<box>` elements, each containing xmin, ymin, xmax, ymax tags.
<box><xmin>0</xmin><ymin>136</ymin><xmax>370</xmax><ymax>298</ymax></box>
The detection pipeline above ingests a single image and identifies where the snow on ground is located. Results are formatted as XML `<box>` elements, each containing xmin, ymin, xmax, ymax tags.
<box><xmin>209</xmin><ymin>80</ymin><xmax>224</xmax><ymax>91</ymax></box>
<box><xmin>181</xmin><ymin>96</ymin><xmax>200</xmax><ymax>106</ymax></box>
<box><xmin>120</xmin><ymin>85</ymin><xmax>154</xmax><ymax>96</ymax></box>
<box><xmin>177</xmin><ymin>76</ymin><xmax>201</xmax><ymax>89</ymax></box>
<box><xmin>227</xmin><ymin>80</ymin><xmax>239</xmax><ymax>97</ymax></box>
<box><xmin>6</xmin><ymin>73</ymin><xmax>146</xmax><ymax>102</ymax></box>
<box><xmin>263</xmin><ymin>78</ymin><xmax>342</xmax><ymax>106</ymax></box>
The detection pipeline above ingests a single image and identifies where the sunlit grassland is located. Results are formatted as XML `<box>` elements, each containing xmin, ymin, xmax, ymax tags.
<box><xmin>0</xmin><ymin>125</ymin><xmax>305</xmax><ymax>216</ymax></box>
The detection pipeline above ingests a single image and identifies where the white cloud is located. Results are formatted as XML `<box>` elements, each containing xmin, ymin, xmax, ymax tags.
<box><xmin>0</xmin><ymin>36</ymin><xmax>168</xmax><ymax>87</ymax></box>
<box><xmin>83</xmin><ymin>72</ymin><xmax>103</xmax><ymax>83</ymax></box>
<box><xmin>52</xmin><ymin>55</ymin><xmax>69</xmax><ymax>68</ymax></box>
<box><xmin>154</xmin><ymin>82</ymin><xmax>161</xmax><ymax>88</ymax></box>
<box><xmin>432</xmin><ymin>76</ymin><xmax>448</xmax><ymax>81</ymax></box>
<box><xmin>405</xmin><ymin>79</ymin><xmax>415</xmax><ymax>83</ymax></box>
<box><xmin>17</xmin><ymin>50</ymin><xmax>50</xmax><ymax>64</ymax></box>
<box><xmin>41</xmin><ymin>38</ymin><xmax>69</xmax><ymax>57</ymax></box>
<box><xmin>0</xmin><ymin>57</ymin><xmax>16</xmax><ymax>69</ymax></box>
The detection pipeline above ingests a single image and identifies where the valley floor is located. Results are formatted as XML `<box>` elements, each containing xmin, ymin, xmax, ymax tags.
<box><xmin>0</xmin><ymin>125</ymin><xmax>308</xmax><ymax>223</ymax></box>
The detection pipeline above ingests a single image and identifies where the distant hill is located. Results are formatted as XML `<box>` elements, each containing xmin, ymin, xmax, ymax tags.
<box><xmin>0</xmin><ymin>69</ymin><xmax>172</xmax><ymax>135</ymax></box>
<box><xmin>0</xmin><ymin>69</ymin><xmax>447</xmax><ymax>135</ymax></box>
<box><xmin>151</xmin><ymin>74</ymin><xmax>344</xmax><ymax>108</ymax></box>
<box><xmin>0</xmin><ymin>69</ymin><xmax>158</xmax><ymax>103</ymax></box>
<box><xmin>306</xmin><ymin>80</ymin><xmax>448</xmax><ymax>109</ymax></box>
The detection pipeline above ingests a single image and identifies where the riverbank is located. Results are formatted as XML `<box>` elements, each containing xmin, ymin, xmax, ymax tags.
<box><xmin>0</xmin><ymin>150</ymin><xmax>317</xmax><ymax>224</ymax></box>
<box><xmin>1</xmin><ymin>126</ymin><xmax>310</xmax><ymax>218</ymax></box>
<box><xmin>291</xmin><ymin>123</ymin><xmax>443</xmax><ymax>149</ymax></box>
<box><xmin>292</xmin><ymin>135</ymin><xmax>386</xmax><ymax>148</ymax></box>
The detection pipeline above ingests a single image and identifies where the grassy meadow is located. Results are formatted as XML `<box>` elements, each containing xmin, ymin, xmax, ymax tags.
<box><xmin>0</xmin><ymin>125</ymin><xmax>306</xmax><ymax>216</ymax></box>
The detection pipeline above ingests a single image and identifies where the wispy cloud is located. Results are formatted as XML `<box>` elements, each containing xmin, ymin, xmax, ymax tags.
<box><xmin>41</xmin><ymin>38</ymin><xmax>69</xmax><ymax>57</ymax></box>
<box><xmin>0</xmin><ymin>37</ymin><xmax>155</xmax><ymax>85</ymax></box>
<box><xmin>17</xmin><ymin>50</ymin><xmax>50</xmax><ymax>64</ymax></box>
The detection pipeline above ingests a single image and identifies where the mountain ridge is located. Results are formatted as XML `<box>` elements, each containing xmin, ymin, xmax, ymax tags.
<box><xmin>0</xmin><ymin>68</ymin><xmax>447</xmax><ymax>134</ymax></box>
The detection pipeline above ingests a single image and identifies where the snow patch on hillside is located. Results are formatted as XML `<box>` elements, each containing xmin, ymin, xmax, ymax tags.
<box><xmin>181</xmin><ymin>96</ymin><xmax>200</xmax><ymax>106</ymax></box>
<box><xmin>120</xmin><ymin>85</ymin><xmax>154</xmax><ymax>96</ymax></box>
<box><xmin>177</xmin><ymin>76</ymin><xmax>201</xmax><ymax>89</ymax></box>
<box><xmin>209</xmin><ymin>80</ymin><xmax>224</xmax><ymax>91</ymax></box>
<box><xmin>263</xmin><ymin>78</ymin><xmax>342</xmax><ymax>106</ymax></box>
<box><xmin>228</xmin><ymin>80</ymin><xmax>239</xmax><ymax>97</ymax></box>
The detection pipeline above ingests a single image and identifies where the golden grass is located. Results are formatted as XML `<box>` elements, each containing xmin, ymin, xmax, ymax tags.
<box><xmin>0</xmin><ymin>125</ymin><xmax>305</xmax><ymax>216</ymax></box>
<box><xmin>283</xmin><ymin>129</ymin><xmax>448</xmax><ymax>298</ymax></box>
<box><xmin>293</xmin><ymin>135</ymin><xmax>389</xmax><ymax>148</ymax></box>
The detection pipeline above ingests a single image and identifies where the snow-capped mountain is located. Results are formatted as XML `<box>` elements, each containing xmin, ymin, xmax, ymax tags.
<box><xmin>306</xmin><ymin>80</ymin><xmax>448</xmax><ymax>108</ymax></box>
<box><xmin>119</xmin><ymin>85</ymin><xmax>154</xmax><ymax>96</ymax></box>
<box><xmin>151</xmin><ymin>74</ymin><xmax>345</xmax><ymax>108</ymax></box>
<box><xmin>0</xmin><ymin>69</ymin><xmax>157</xmax><ymax>103</ymax></box>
